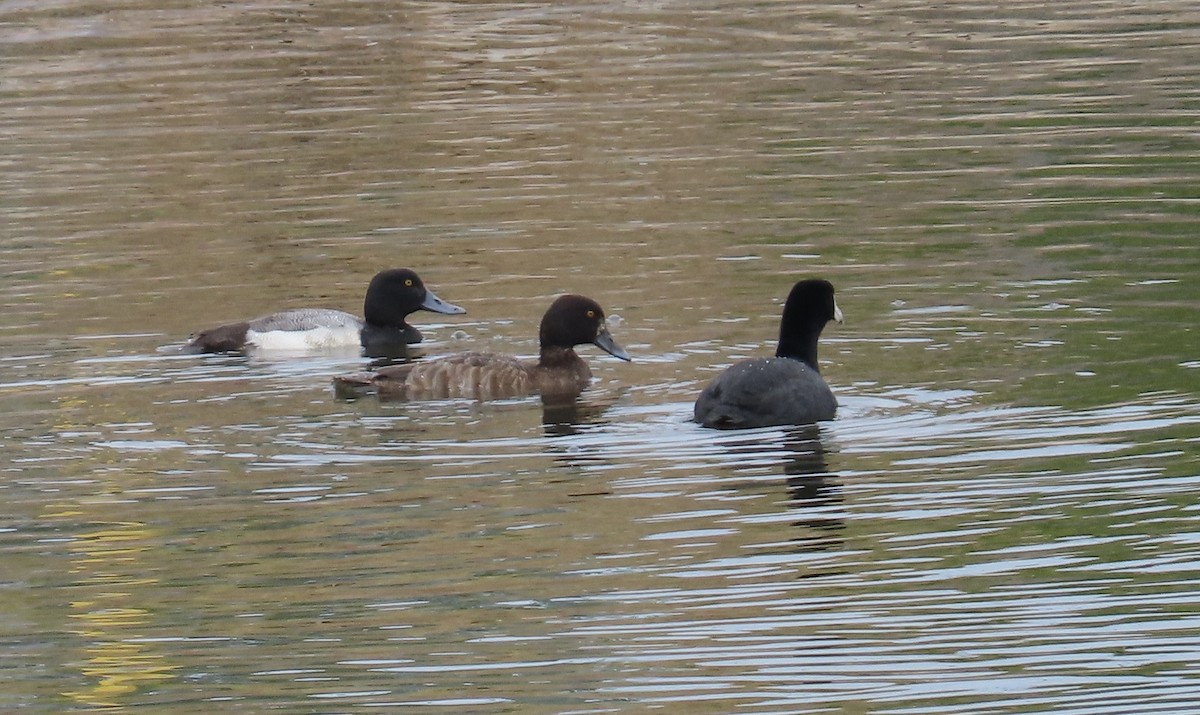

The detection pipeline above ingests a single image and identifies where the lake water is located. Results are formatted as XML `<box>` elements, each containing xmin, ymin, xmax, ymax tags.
<box><xmin>3</xmin><ymin>1</ymin><xmax>1199</xmax><ymax>712</ymax></box>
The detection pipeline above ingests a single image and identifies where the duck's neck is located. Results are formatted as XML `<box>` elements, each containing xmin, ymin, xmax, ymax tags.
<box><xmin>535</xmin><ymin>345</ymin><xmax>593</xmax><ymax>397</ymax></box>
<box><xmin>363</xmin><ymin>309</ymin><xmax>412</xmax><ymax>331</ymax></box>
<box><xmin>362</xmin><ymin>322</ymin><xmax>419</xmax><ymax>341</ymax></box>
<box><xmin>538</xmin><ymin>345</ymin><xmax>582</xmax><ymax>368</ymax></box>
<box><xmin>775</xmin><ymin>318</ymin><xmax>823</xmax><ymax>372</ymax></box>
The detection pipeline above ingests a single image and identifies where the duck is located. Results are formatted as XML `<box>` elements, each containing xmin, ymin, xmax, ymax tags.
<box><xmin>333</xmin><ymin>294</ymin><xmax>631</xmax><ymax>400</ymax></box>
<box><xmin>694</xmin><ymin>278</ymin><xmax>843</xmax><ymax>429</ymax></box>
<box><xmin>183</xmin><ymin>268</ymin><xmax>465</xmax><ymax>356</ymax></box>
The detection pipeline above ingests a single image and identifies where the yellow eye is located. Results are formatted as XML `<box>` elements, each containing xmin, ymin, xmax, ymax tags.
<box><xmin>586</xmin><ymin>310</ymin><xmax>595</xmax><ymax>319</ymax></box>
<box><xmin>404</xmin><ymin>279</ymin><xmax>413</xmax><ymax>287</ymax></box>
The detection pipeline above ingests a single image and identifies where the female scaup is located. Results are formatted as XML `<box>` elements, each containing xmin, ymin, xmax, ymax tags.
<box><xmin>184</xmin><ymin>268</ymin><xmax>465</xmax><ymax>356</ymax></box>
<box><xmin>334</xmin><ymin>294</ymin><xmax>631</xmax><ymax>400</ymax></box>
<box><xmin>694</xmin><ymin>278</ymin><xmax>843</xmax><ymax>429</ymax></box>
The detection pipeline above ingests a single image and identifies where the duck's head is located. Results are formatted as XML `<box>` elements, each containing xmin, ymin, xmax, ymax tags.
<box><xmin>539</xmin><ymin>294</ymin><xmax>631</xmax><ymax>361</ymax></box>
<box><xmin>363</xmin><ymin>268</ymin><xmax>466</xmax><ymax>327</ymax></box>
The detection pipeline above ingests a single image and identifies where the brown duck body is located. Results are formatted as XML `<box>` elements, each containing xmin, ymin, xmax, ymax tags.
<box><xmin>336</xmin><ymin>347</ymin><xmax>593</xmax><ymax>401</ymax></box>
<box><xmin>333</xmin><ymin>294</ymin><xmax>631</xmax><ymax>402</ymax></box>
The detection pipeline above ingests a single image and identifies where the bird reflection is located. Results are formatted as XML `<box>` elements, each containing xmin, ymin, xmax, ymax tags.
<box><xmin>366</xmin><ymin>346</ymin><xmax>415</xmax><ymax>367</ymax></box>
<box><xmin>540</xmin><ymin>390</ymin><xmax>623</xmax><ymax>437</ymax></box>
<box><xmin>779</xmin><ymin>425</ymin><xmax>845</xmax><ymax>548</ymax></box>
<box><xmin>720</xmin><ymin>424</ymin><xmax>845</xmax><ymax>551</ymax></box>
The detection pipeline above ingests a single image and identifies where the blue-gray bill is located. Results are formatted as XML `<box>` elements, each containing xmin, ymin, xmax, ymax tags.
<box><xmin>594</xmin><ymin>326</ymin><xmax>631</xmax><ymax>361</ymax></box>
<box><xmin>421</xmin><ymin>288</ymin><xmax>466</xmax><ymax>315</ymax></box>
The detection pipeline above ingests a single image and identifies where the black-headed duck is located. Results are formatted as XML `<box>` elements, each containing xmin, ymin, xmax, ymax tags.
<box><xmin>183</xmin><ymin>268</ymin><xmax>465</xmax><ymax>356</ymax></box>
<box><xmin>694</xmin><ymin>278</ymin><xmax>843</xmax><ymax>429</ymax></box>
<box><xmin>334</xmin><ymin>294</ymin><xmax>631</xmax><ymax>400</ymax></box>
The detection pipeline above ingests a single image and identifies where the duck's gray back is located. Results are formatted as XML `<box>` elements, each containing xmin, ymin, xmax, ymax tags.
<box><xmin>694</xmin><ymin>357</ymin><xmax>836</xmax><ymax>429</ymax></box>
<box><xmin>249</xmin><ymin>308</ymin><xmax>363</xmax><ymax>332</ymax></box>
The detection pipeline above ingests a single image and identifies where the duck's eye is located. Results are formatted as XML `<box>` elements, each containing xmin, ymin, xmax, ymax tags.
<box><xmin>586</xmin><ymin>309</ymin><xmax>596</xmax><ymax>319</ymax></box>
<box><xmin>404</xmin><ymin>279</ymin><xmax>414</xmax><ymax>287</ymax></box>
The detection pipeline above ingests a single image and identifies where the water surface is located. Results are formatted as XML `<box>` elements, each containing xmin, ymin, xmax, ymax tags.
<box><xmin>3</xmin><ymin>1</ymin><xmax>1199</xmax><ymax>713</ymax></box>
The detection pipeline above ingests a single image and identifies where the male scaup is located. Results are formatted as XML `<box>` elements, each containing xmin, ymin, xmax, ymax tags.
<box><xmin>694</xmin><ymin>278</ymin><xmax>843</xmax><ymax>429</ymax></box>
<box><xmin>334</xmin><ymin>294</ymin><xmax>631</xmax><ymax>400</ymax></box>
<box><xmin>184</xmin><ymin>268</ymin><xmax>465</xmax><ymax>356</ymax></box>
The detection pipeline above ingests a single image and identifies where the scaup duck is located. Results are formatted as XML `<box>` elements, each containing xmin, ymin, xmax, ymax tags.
<box><xmin>184</xmin><ymin>268</ymin><xmax>465</xmax><ymax>356</ymax></box>
<box><xmin>334</xmin><ymin>294</ymin><xmax>631</xmax><ymax>400</ymax></box>
<box><xmin>694</xmin><ymin>278</ymin><xmax>843</xmax><ymax>429</ymax></box>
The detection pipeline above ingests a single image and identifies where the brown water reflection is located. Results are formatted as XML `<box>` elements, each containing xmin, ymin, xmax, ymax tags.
<box><xmin>3</xmin><ymin>0</ymin><xmax>1200</xmax><ymax>712</ymax></box>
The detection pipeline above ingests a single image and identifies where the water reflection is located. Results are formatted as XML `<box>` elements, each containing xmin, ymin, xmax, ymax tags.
<box><xmin>720</xmin><ymin>425</ymin><xmax>847</xmax><ymax>554</ymax></box>
<box><xmin>540</xmin><ymin>390</ymin><xmax>623</xmax><ymax>437</ymax></box>
<box><xmin>781</xmin><ymin>428</ymin><xmax>847</xmax><ymax>552</ymax></box>
<box><xmin>55</xmin><ymin>517</ymin><xmax>176</xmax><ymax>708</ymax></box>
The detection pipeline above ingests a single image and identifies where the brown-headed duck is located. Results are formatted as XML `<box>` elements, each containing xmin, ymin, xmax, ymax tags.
<box><xmin>334</xmin><ymin>294</ymin><xmax>631</xmax><ymax>400</ymax></box>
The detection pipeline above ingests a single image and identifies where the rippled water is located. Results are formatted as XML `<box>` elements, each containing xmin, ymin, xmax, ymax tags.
<box><xmin>3</xmin><ymin>1</ymin><xmax>1199</xmax><ymax>713</ymax></box>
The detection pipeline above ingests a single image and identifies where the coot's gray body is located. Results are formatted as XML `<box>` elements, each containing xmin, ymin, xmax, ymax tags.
<box><xmin>694</xmin><ymin>356</ymin><xmax>836</xmax><ymax>429</ymax></box>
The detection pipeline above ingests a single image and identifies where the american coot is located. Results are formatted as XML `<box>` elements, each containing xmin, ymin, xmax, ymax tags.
<box><xmin>694</xmin><ymin>279</ymin><xmax>843</xmax><ymax>429</ymax></box>
<box><xmin>334</xmin><ymin>294</ymin><xmax>631</xmax><ymax>401</ymax></box>
<box><xmin>183</xmin><ymin>268</ymin><xmax>465</xmax><ymax>356</ymax></box>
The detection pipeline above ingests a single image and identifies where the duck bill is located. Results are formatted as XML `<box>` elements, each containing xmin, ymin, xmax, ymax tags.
<box><xmin>833</xmin><ymin>301</ymin><xmax>844</xmax><ymax>324</ymax></box>
<box><xmin>421</xmin><ymin>288</ymin><xmax>466</xmax><ymax>315</ymax></box>
<box><xmin>593</xmin><ymin>325</ymin><xmax>632</xmax><ymax>361</ymax></box>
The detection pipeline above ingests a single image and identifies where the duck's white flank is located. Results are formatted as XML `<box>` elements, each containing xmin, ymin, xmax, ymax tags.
<box><xmin>246</xmin><ymin>308</ymin><xmax>364</xmax><ymax>352</ymax></box>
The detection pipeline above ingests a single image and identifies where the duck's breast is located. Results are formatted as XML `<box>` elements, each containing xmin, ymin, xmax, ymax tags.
<box><xmin>532</xmin><ymin>360</ymin><xmax>593</xmax><ymax>398</ymax></box>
